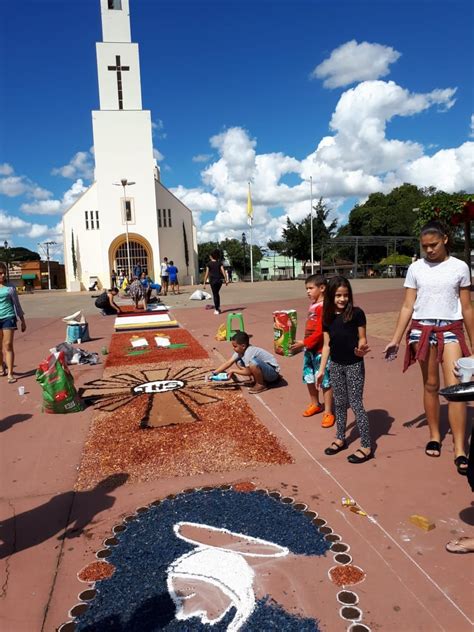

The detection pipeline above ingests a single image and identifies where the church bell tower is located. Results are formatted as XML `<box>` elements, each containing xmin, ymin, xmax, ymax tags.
<box><xmin>92</xmin><ymin>0</ymin><xmax>159</xmax><ymax>280</ymax></box>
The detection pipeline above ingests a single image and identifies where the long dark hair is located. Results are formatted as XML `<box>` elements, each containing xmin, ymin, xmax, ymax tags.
<box><xmin>419</xmin><ymin>220</ymin><xmax>450</xmax><ymax>254</ymax></box>
<box><xmin>323</xmin><ymin>276</ymin><xmax>354</xmax><ymax>325</ymax></box>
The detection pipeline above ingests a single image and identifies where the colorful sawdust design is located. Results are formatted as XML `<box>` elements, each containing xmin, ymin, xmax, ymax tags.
<box><xmin>61</xmin><ymin>487</ymin><xmax>370</xmax><ymax>631</ymax></box>
<box><xmin>80</xmin><ymin>365</ymin><xmax>232</xmax><ymax>428</ymax></box>
<box><xmin>76</xmin><ymin>360</ymin><xmax>293</xmax><ymax>489</ymax></box>
<box><xmin>105</xmin><ymin>329</ymin><xmax>208</xmax><ymax>368</ymax></box>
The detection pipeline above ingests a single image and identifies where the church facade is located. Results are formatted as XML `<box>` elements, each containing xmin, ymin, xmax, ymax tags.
<box><xmin>63</xmin><ymin>0</ymin><xmax>198</xmax><ymax>291</ymax></box>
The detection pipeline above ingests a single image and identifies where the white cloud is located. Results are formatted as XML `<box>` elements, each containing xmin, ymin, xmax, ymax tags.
<box><xmin>0</xmin><ymin>210</ymin><xmax>57</xmax><ymax>241</ymax></box>
<box><xmin>0</xmin><ymin>163</ymin><xmax>14</xmax><ymax>176</ymax></box>
<box><xmin>153</xmin><ymin>148</ymin><xmax>165</xmax><ymax>162</ymax></box>
<box><xmin>52</xmin><ymin>150</ymin><xmax>94</xmax><ymax>180</ymax></box>
<box><xmin>192</xmin><ymin>154</ymin><xmax>213</xmax><ymax>163</ymax></box>
<box><xmin>176</xmin><ymin>73</ymin><xmax>468</xmax><ymax>246</ymax></box>
<box><xmin>0</xmin><ymin>167</ymin><xmax>52</xmax><ymax>199</ymax></box>
<box><xmin>312</xmin><ymin>40</ymin><xmax>401</xmax><ymax>88</ymax></box>
<box><xmin>0</xmin><ymin>176</ymin><xmax>30</xmax><ymax>197</ymax></box>
<box><xmin>151</xmin><ymin>119</ymin><xmax>166</xmax><ymax>139</ymax></box>
<box><xmin>20</xmin><ymin>179</ymin><xmax>88</xmax><ymax>215</ymax></box>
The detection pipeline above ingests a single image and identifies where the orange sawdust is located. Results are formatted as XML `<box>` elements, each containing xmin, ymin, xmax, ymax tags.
<box><xmin>76</xmin><ymin>383</ymin><xmax>292</xmax><ymax>489</ymax></box>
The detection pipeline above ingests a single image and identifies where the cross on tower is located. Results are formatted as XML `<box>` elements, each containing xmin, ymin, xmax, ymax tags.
<box><xmin>107</xmin><ymin>55</ymin><xmax>130</xmax><ymax>110</ymax></box>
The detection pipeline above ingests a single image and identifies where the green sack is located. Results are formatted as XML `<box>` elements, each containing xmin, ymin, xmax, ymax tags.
<box><xmin>36</xmin><ymin>351</ymin><xmax>84</xmax><ymax>414</ymax></box>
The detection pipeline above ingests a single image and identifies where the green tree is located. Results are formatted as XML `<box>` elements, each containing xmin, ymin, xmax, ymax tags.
<box><xmin>221</xmin><ymin>238</ymin><xmax>263</xmax><ymax>276</ymax></box>
<box><xmin>343</xmin><ymin>183</ymin><xmax>425</xmax><ymax>262</ymax></box>
<box><xmin>197</xmin><ymin>241</ymin><xmax>220</xmax><ymax>271</ymax></box>
<box><xmin>71</xmin><ymin>230</ymin><xmax>77</xmax><ymax>279</ymax></box>
<box><xmin>273</xmin><ymin>198</ymin><xmax>338</xmax><ymax>274</ymax></box>
<box><xmin>182</xmin><ymin>222</ymin><xmax>189</xmax><ymax>275</ymax></box>
<box><xmin>415</xmin><ymin>191</ymin><xmax>473</xmax><ymax>267</ymax></box>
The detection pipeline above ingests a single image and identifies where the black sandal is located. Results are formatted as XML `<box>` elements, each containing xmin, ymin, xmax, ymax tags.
<box><xmin>324</xmin><ymin>441</ymin><xmax>347</xmax><ymax>455</ymax></box>
<box><xmin>347</xmin><ymin>449</ymin><xmax>373</xmax><ymax>464</ymax></box>
<box><xmin>454</xmin><ymin>455</ymin><xmax>468</xmax><ymax>476</ymax></box>
<box><xmin>425</xmin><ymin>441</ymin><xmax>441</xmax><ymax>457</ymax></box>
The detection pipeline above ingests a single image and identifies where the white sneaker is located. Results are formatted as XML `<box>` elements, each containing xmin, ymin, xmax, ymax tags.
<box><xmin>214</xmin><ymin>310</ymin><xmax>220</xmax><ymax>315</ymax></box>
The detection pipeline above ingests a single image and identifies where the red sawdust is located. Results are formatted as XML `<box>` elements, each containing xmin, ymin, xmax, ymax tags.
<box><xmin>78</xmin><ymin>561</ymin><xmax>115</xmax><ymax>582</ymax></box>
<box><xmin>76</xmin><ymin>360</ymin><xmax>293</xmax><ymax>489</ymax></box>
<box><xmin>233</xmin><ymin>481</ymin><xmax>256</xmax><ymax>492</ymax></box>
<box><xmin>105</xmin><ymin>329</ymin><xmax>208</xmax><ymax>368</ymax></box>
<box><xmin>329</xmin><ymin>565</ymin><xmax>366</xmax><ymax>586</ymax></box>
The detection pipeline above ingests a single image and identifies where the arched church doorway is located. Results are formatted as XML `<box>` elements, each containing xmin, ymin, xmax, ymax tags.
<box><xmin>110</xmin><ymin>236</ymin><xmax>153</xmax><ymax>279</ymax></box>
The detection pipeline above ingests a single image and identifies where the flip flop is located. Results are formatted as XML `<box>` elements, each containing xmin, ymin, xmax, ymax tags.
<box><xmin>425</xmin><ymin>440</ymin><xmax>441</xmax><ymax>457</ymax></box>
<box><xmin>7</xmin><ymin>376</ymin><xmax>17</xmax><ymax>384</ymax></box>
<box><xmin>249</xmin><ymin>384</ymin><xmax>268</xmax><ymax>394</ymax></box>
<box><xmin>454</xmin><ymin>455</ymin><xmax>468</xmax><ymax>476</ymax></box>
<box><xmin>445</xmin><ymin>537</ymin><xmax>474</xmax><ymax>554</ymax></box>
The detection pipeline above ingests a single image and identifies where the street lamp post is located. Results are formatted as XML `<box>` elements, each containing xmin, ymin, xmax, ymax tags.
<box><xmin>310</xmin><ymin>176</ymin><xmax>314</xmax><ymax>273</ymax></box>
<box><xmin>38</xmin><ymin>241</ymin><xmax>57</xmax><ymax>290</ymax></box>
<box><xmin>241</xmin><ymin>232</ymin><xmax>247</xmax><ymax>280</ymax></box>
<box><xmin>3</xmin><ymin>240</ymin><xmax>10</xmax><ymax>283</ymax></box>
<box><xmin>113</xmin><ymin>178</ymin><xmax>136</xmax><ymax>279</ymax></box>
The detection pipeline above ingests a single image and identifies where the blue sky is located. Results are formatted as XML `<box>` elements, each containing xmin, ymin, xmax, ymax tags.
<box><xmin>1</xmin><ymin>0</ymin><xmax>473</xmax><ymax>259</ymax></box>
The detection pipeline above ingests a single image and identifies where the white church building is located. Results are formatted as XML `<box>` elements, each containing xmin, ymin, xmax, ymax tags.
<box><xmin>63</xmin><ymin>0</ymin><xmax>198</xmax><ymax>291</ymax></box>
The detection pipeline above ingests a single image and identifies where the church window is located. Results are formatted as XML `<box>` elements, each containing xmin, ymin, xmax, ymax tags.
<box><xmin>108</xmin><ymin>0</ymin><xmax>122</xmax><ymax>9</ymax></box>
<box><xmin>157</xmin><ymin>208</ymin><xmax>162</xmax><ymax>228</ymax></box>
<box><xmin>95</xmin><ymin>211</ymin><xmax>100</xmax><ymax>229</ymax></box>
<box><xmin>122</xmin><ymin>198</ymin><xmax>134</xmax><ymax>224</ymax></box>
<box><xmin>90</xmin><ymin>213</ymin><xmax>95</xmax><ymax>230</ymax></box>
<box><xmin>85</xmin><ymin>211</ymin><xmax>89</xmax><ymax>230</ymax></box>
<box><xmin>167</xmin><ymin>209</ymin><xmax>172</xmax><ymax>227</ymax></box>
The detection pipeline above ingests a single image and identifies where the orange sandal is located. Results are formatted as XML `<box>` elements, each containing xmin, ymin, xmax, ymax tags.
<box><xmin>302</xmin><ymin>403</ymin><xmax>323</xmax><ymax>417</ymax></box>
<box><xmin>321</xmin><ymin>412</ymin><xmax>335</xmax><ymax>428</ymax></box>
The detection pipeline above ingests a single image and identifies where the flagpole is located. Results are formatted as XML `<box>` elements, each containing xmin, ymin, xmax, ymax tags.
<box><xmin>310</xmin><ymin>175</ymin><xmax>314</xmax><ymax>274</ymax></box>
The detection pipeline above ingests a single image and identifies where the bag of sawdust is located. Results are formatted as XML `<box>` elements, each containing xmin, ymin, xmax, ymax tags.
<box><xmin>273</xmin><ymin>309</ymin><xmax>297</xmax><ymax>356</ymax></box>
<box><xmin>215</xmin><ymin>323</ymin><xmax>227</xmax><ymax>341</ymax></box>
<box><xmin>36</xmin><ymin>351</ymin><xmax>84</xmax><ymax>414</ymax></box>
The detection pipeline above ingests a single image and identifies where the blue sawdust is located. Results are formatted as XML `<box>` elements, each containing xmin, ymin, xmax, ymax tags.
<box><xmin>75</xmin><ymin>489</ymin><xmax>328</xmax><ymax>631</ymax></box>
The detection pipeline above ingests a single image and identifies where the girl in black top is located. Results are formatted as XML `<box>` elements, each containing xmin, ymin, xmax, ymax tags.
<box><xmin>203</xmin><ymin>249</ymin><xmax>228</xmax><ymax>314</ymax></box>
<box><xmin>316</xmin><ymin>276</ymin><xmax>372</xmax><ymax>463</ymax></box>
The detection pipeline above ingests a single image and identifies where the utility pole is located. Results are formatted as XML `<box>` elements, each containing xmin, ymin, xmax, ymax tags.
<box><xmin>38</xmin><ymin>241</ymin><xmax>57</xmax><ymax>290</ymax></box>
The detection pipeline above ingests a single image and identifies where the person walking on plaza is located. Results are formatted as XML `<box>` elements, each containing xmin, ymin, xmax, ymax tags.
<box><xmin>94</xmin><ymin>288</ymin><xmax>122</xmax><ymax>315</ymax></box>
<box><xmin>291</xmin><ymin>274</ymin><xmax>334</xmax><ymax>427</ymax></box>
<box><xmin>160</xmin><ymin>256</ymin><xmax>169</xmax><ymax>296</ymax></box>
<box><xmin>167</xmin><ymin>260</ymin><xmax>179</xmax><ymax>295</ymax></box>
<box><xmin>203</xmin><ymin>249</ymin><xmax>228</xmax><ymax>315</ymax></box>
<box><xmin>0</xmin><ymin>263</ymin><xmax>26</xmax><ymax>383</ymax></box>
<box><xmin>111</xmin><ymin>269</ymin><xmax>117</xmax><ymax>289</ymax></box>
<box><xmin>317</xmin><ymin>276</ymin><xmax>372</xmax><ymax>463</ymax></box>
<box><xmin>384</xmin><ymin>220</ymin><xmax>473</xmax><ymax>475</ymax></box>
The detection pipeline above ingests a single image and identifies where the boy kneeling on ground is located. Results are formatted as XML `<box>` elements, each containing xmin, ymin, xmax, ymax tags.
<box><xmin>213</xmin><ymin>331</ymin><xmax>281</xmax><ymax>394</ymax></box>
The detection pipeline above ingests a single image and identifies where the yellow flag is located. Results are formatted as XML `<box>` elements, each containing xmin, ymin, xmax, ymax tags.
<box><xmin>247</xmin><ymin>182</ymin><xmax>253</xmax><ymax>225</ymax></box>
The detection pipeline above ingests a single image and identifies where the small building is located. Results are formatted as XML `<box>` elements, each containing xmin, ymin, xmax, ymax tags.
<box><xmin>7</xmin><ymin>261</ymin><xmax>66</xmax><ymax>290</ymax></box>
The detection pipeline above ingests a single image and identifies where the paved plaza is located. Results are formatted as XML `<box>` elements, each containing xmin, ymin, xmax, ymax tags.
<box><xmin>1</xmin><ymin>279</ymin><xmax>473</xmax><ymax>631</ymax></box>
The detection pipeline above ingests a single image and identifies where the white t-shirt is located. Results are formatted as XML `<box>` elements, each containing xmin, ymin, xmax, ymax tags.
<box><xmin>160</xmin><ymin>262</ymin><xmax>169</xmax><ymax>277</ymax></box>
<box><xmin>404</xmin><ymin>256</ymin><xmax>471</xmax><ymax>320</ymax></box>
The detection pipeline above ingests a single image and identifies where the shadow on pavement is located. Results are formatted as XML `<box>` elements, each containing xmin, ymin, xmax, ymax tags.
<box><xmin>0</xmin><ymin>413</ymin><xmax>32</xmax><ymax>433</ymax></box>
<box><xmin>346</xmin><ymin>409</ymin><xmax>395</xmax><ymax>454</ymax></box>
<box><xmin>459</xmin><ymin>502</ymin><xmax>474</xmax><ymax>526</ymax></box>
<box><xmin>77</xmin><ymin>593</ymin><xmax>176</xmax><ymax>631</ymax></box>
<box><xmin>0</xmin><ymin>473</ymin><xmax>129</xmax><ymax>559</ymax></box>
